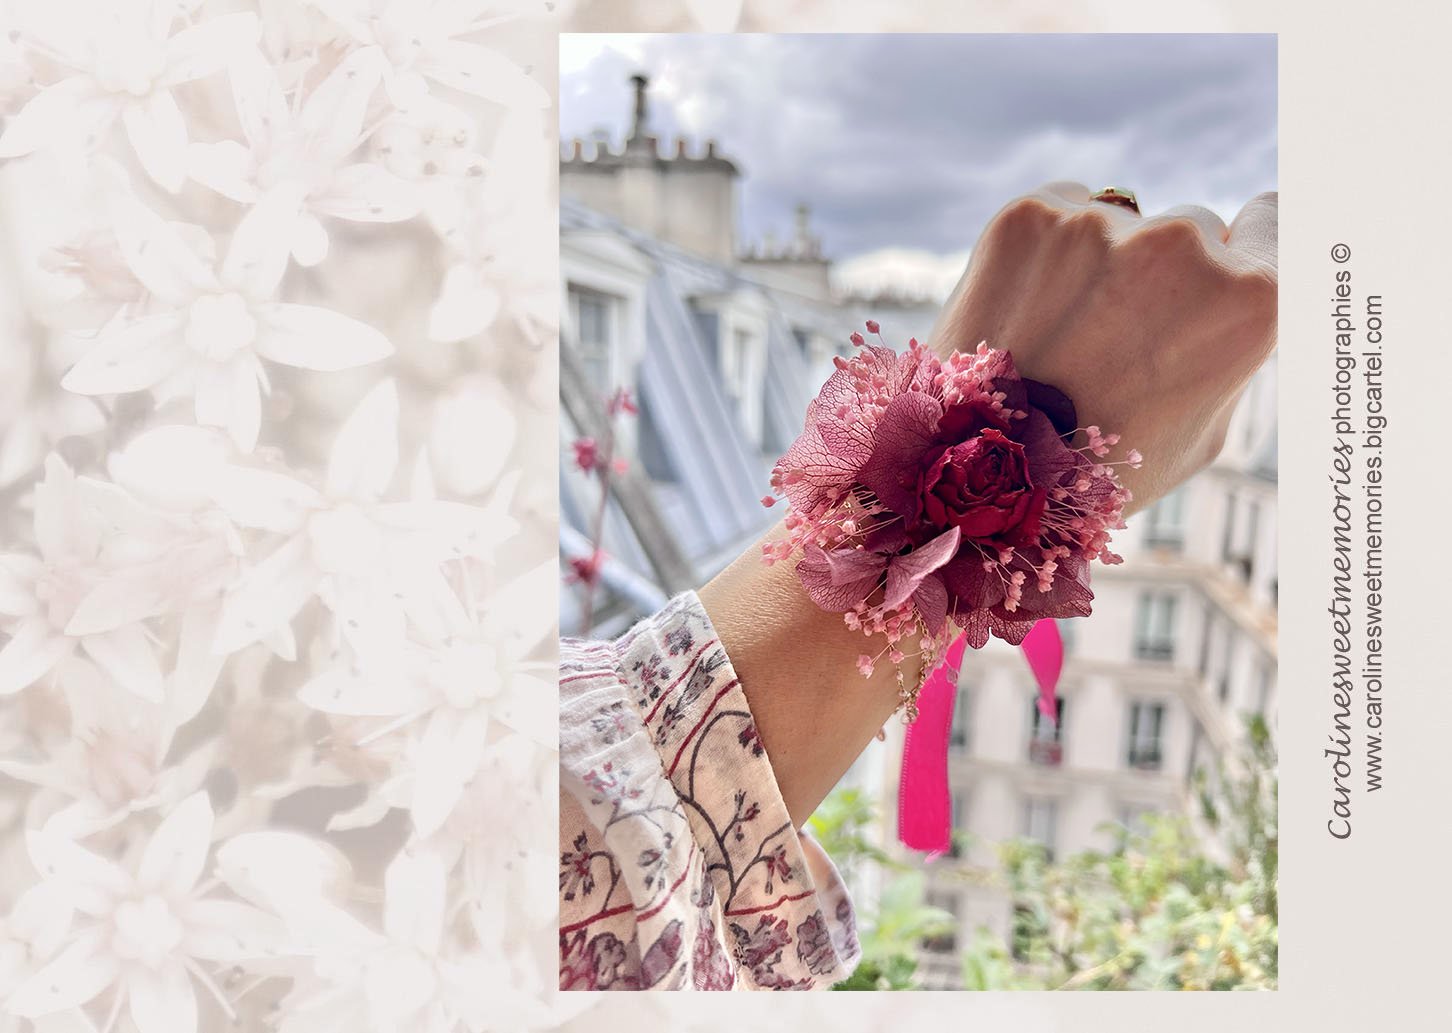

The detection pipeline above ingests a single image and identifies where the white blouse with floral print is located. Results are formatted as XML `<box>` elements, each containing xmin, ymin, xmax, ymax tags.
<box><xmin>559</xmin><ymin>592</ymin><xmax>862</xmax><ymax>990</ymax></box>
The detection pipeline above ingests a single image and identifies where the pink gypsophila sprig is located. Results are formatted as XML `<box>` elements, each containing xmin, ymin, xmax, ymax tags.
<box><xmin>763</xmin><ymin>325</ymin><xmax>1139</xmax><ymax>665</ymax></box>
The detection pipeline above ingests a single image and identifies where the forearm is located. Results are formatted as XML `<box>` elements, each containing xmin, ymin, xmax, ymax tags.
<box><xmin>697</xmin><ymin>520</ymin><xmax>922</xmax><ymax>829</ymax></box>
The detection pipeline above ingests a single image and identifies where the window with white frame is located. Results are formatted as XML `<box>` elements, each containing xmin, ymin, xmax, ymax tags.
<box><xmin>1022</xmin><ymin>797</ymin><xmax>1058</xmax><ymax>860</ymax></box>
<box><xmin>1143</xmin><ymin>488</ymin><xmax>1186</xmax><ymax>549</ymax></box>
<box><xmin>1256</xmin><ymin>658</ymin><xmax>1275</xmax><ymax>715</ymax></box>
<box><xmin>921</xmin><ymin>889</ymin><xmax>959</xmax><ymax>952</ymax></box>
<box><xmin>1028</xmin><ymin>696</ymin><xmax>1064</xmax><ymax>766</ymax></box>
<box><xmin>567</xmin><ymin>285</ymin><xmax>616</xmax><ymax>394</ymax></box>
<box><xmin>949</xmin><ymin>681</ymin><xmax>971</xmax><ymax>751</ymax></box>
<box><xmin>1126</xmin><ymin>700</ymin><xmax>1166</xmax><ymax>770</ymax></box>
<box><xmin>1133</xmin><ymin>591</ymin><xmax>1177</xmax><ymax>661</ymax></box>
<box><xmin>1221</xmin><ymin>492</ymin><xmax>1260</xmax><ymax>582</ymax></box>
<box><xmin>718</xmin><ymin>321</ymin><xmax>766</xmax><ymax>447</ymax></box>
<box><xmin>1217</xmin><ymin>636</ymin><xmax>1235</xmax><ymax>703</ymax></box>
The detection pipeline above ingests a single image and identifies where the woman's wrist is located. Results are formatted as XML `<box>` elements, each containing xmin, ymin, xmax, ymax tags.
<box><xmin>698</xmin><ymin>520</ymin><xmax>919</xmax><ymax>829</ymax></box>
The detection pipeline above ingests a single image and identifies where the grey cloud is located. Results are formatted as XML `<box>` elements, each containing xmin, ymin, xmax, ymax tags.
<box><xmin>561</xmin><ymin>34</ymin><xmax>1276</xmax><ymax>259</ymax></box>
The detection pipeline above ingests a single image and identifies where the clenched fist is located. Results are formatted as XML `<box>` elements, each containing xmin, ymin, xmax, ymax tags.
<box><xmin>928</xmin><ymin>182</ymin><xmax>1277</xmax><ymax>512</ymax></box>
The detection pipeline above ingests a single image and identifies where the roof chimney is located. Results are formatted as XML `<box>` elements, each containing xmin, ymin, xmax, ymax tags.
<box><xmin>794</xmin><ymin>203</ymin><xmax>814</xmax><ymax>256</ymax></box>
<box><xmin>629</xmin><ymin>73</ymin><xmax>649</xmax><ymax>142</ymax></box>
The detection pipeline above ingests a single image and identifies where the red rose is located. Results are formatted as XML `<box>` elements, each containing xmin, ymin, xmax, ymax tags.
<box><xmin>919</xmin><ymin>428</ymin><xmax>1046</xmax><ymax>548</ymax></box>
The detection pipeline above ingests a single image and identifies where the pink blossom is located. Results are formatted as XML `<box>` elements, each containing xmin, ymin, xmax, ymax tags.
<box><xmin>567</xmin><ymin>551</ymin><xmax>605</xmax><ymax>587</ymax></box>
<box><xmin>608</xmin><ymin>387</ymin><xmax>638</xmax><ymax>417</ymax></box>
<box><xmin>573</xmin><ymin>437</ymin><xmax>600</xmax><ymax>473</ymax></box>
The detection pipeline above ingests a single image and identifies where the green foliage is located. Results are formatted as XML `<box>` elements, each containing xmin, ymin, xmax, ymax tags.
<box><xmin>809</xmin><ymin>788</ymin><xmax>957</xmax><ymax>990</ymax></box>
<box><xmin>820</xmin><ymin>714</ymin><xmax>1277</xmax><ymax>991</ymax></box>
<box><xmin>831</xmin><ymin>871</ymin><xmax>956</xmax><ymax>990</ymax></box>
<box><xmin>807</xmin><ymin>787</ymin><xmax>893</xmax><ymax>878</ymax></box>
<box><xmin>974</xmin><ymin>812</ymin><xmax>1277</xmax><ymax>990</ymax></box>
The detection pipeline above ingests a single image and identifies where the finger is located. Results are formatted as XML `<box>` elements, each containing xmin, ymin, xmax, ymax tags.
<box><xmin>1149</xmin><ymin>204</ymin><xmax>1229</xmax><ymax>245</ymax></box>
<box><xmin>1227</xmin><ymin>191</ymin><xmax>1277</xmax><ymax>275</ymax></box>
<box><xmin>1033</xmin><ymin>180</ymin><xmax>1092</xmax><ymax>206</ymax></box>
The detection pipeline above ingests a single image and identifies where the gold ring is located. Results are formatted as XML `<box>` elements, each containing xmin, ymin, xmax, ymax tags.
<box><xmin>1089</xmin><ymin>187</ymin><xmax>1140</xmax><ymax>214</ymax></box>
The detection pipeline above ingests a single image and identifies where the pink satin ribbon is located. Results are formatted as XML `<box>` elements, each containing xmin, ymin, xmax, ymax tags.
<box><xmin>897</xmin><ymin>620</ymin><xmax>1064</xmax><ymax>857</ymax></box>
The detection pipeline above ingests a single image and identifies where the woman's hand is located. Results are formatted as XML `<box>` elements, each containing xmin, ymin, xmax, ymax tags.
<box><xmin>703</xmin><ymin>184</ymin><xmax>1278</xmax><ymax>830</ymax></box>
<box><xmin>928</xmin><ymin>182</ymin><xmax>1277</xmax><ymax>512</ymax></box>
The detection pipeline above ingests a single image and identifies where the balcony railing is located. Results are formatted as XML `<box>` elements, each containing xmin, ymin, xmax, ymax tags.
<box><xmin>1133</xmin><ymin>639</ymin><xmax>1175</xmax><ymax>662</ymax></box>
<box><xmin>1127</xmin><ymin>748</ymin><xmax>1163</xmax><ymax>771</ymax></box>
<box><xmin>1028</xmin><ymin>740</ymin><xmax>1063</xmax><ymax>767</ymax></box>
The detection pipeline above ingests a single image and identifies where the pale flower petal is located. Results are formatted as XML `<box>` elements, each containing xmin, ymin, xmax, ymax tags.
<box><xmin>137</xmin><ymin>791</ymin><xmax>213</xmax><ymax>895</ymax></box>
<box><xmin>208</xmin><ymin>467</ymin><xmax>321</xmax><ymax>532</ymax></box>
<box><xmin>65</xmin><ymin>573</ymin><xmax>170</xmax><ymax>636</ymax></box>
<box><xmin>221</xmin><ymin>185</ymin><xmax>305</xmax><ymax>299</ymax></box>
<box><xmin>26</xmin><ymin>829</ymin><xmax>130</xmax><ymax>915</ymax></box>
<box><xmin>169</xmin><ymin>606</ymin><xmax>225</xmax><ymax>725</ymax></box>
<box><xmin>311</xmin><ymin>163</ymin><xmax>420</xmax><ymax>222</ymax></box>
<box><xmin>226</xmin><ymin>46</ymin><xmax>289</xmax><ymax>149</ymax></box>
<box><xmin>410</xmin><ymin>709</ymin><xmax>487</xmax><ymax>837</ymax></box>
<box><xmin>193</xmin><ymin>356</ymin><xmax>262</xmax><ymax>452</ymax></box>
<box><xmin>8</xmin><ymin>882</ymin><xmax>76</xmax><ymax>959</ymax></box>
<box><xmin>0</xmin><ymin>618</ymin><xmax>72</xmax><ymax>696</ymax></box>
<box><xmin>4</xmin><ymin>927</ymin><xmax>119</xmax><ymax>1018</ymax></box>
<box><xmin>186</xmin><ymin>139</ymin><xmax>260</xmax><ymax>203</ymax></box>
<box><xmin>0</xmin><ymin>554</ymin><xmax>43</xmax><ymax>616</ymax></box>
<box><xmin>181</xmin><ymin>899</ymin><xmax>287</xmax><ymax>960</ymax></box>
<box><xmin>297</xmin><ymin>663</ymin><xmax>433</xmax><ymax>717</ymax></box>
<box><xmin>417</xmin><ymin>41</ymin><xmax>550</xmax><ymax>108</ymax></box>
<box><xmin>428</xmin><ymin>263</ymin><xmax>499</xmax><ymax>343</ymax></box>
<box><xmin>297</xmin><ymin>46</ymin><xmax>385</xmax><ymax>166</ymax></box>
<box><xmin>184</xmin><ymin>292</ymin><xmax>257</xmax><ymax>360</ymax></box>
<box><xmin>106</xmin><ymin>183</ymin><xmax>218</xmax><ymax>304</ymax></box>
<box><xmin>326</xmin><ymin>379</ymin><xmax>398</xmax><ymax>501</ymax></box>
<box><xmin>80</xmin><ymin>624</ymin><xmax>166</xmax><ymax>702</ymax></box>
<box><xmin>385</xmin><ymin>561</ymin><xmax>468</xmax><ymax>642</ymax></box>
<box><xmin>128</xmin><ymin>961</ymin><xmax>197</xmax><ymax>1033</ymax></box>
<box><xmin>123</xmin><ymin>91</ymin><xmax>190</xmax><ymax>193</ymax></box>
<box><xmin>108</xmin><ymin>425</ymin><xmax>228</xmax><ymax>512</ymax></box>
<box><xmin>61</xmin><ymin>313</ymin><xmax>186</xmax><ymax>395</ymax></box>
<box><xmin>383</xmin><ymin>849</ymin><xmax>445</xmax><ymax>954</ymax></box>
<box><xmin>212</xmin><ymin>534</ymin><xmax>319</xmax><ymax>654</ymax></box>
<box><xmin>494</xmin><ymin>671</ymin><xmax>554</xmax><ymax>747</ymax></box>
<box><xmin>484</xmin><ymin>559</ymin><xmax>558</xmax><ymax>657</ymax></box>
<box><xmin>160</xmin><ymin>12</ymin><xmax>261</xmax><ymax>86</ymax></box>
<box><xmin>253</xmin><ymin>303</ymin><xmax>393</xmax><ymax>372</ymax></box>
<box><xmin>214</xmin><ymin>831</ymin><xmax>352</xmax><ymax>911</ymax></box>
<box><xmin>291</xmin><ymin>211</ymin><xmax>330</xmax><ymax>266</ymax></box>
<box><xmin>426</xmin><ymin>381</ymin><xmax>513</xmax><ymax>493</ymax></box>
<box><xmin>0</xmin><ymin>77</ymin><xmax>111</xmax><ymax>157</ymax></box>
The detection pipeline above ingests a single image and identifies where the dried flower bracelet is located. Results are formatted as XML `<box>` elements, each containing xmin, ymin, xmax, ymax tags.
<box><xmin>761</xmin><ymin>323</ymin><xmax>1140</xmax><ymax>720</ymax></box>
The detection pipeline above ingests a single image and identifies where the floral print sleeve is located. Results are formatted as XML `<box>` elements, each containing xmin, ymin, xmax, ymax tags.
<box><xmin>558</xmin><ymin>592</ymin><xmax>861</xmax><ymax>990</ymax></box>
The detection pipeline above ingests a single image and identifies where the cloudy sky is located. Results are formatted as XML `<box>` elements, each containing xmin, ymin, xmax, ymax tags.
<box><xmin>560</xmin><ymin>34</ymin><xmax>1277</xmax><ymax>299</ymax></box>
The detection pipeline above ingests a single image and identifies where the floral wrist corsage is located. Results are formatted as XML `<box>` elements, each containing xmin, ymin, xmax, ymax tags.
<box><xmin>762</xmin><ymin>324</ymin><xmax>1140</xmax><ymax>720</ymax></box>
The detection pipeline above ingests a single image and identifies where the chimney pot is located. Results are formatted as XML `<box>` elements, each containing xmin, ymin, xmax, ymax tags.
<box><xmin>629</xmin><ymin>73</ymin><xmax>649</xmax><ymax>141</ymax></box>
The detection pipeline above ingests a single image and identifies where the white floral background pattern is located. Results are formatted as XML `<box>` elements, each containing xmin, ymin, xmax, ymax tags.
<box><xmin>0</xmin><ymin>1</ymin><xmax>561</xmax><ymax>1030</ymax></box>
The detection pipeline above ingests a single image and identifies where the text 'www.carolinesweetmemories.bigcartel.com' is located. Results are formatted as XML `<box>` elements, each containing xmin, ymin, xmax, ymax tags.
<box><xmin>1327</xmin><ymin>242</ymin><xmax>1385</xmax><ymax>840</ymax></box>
